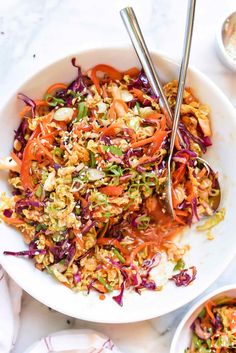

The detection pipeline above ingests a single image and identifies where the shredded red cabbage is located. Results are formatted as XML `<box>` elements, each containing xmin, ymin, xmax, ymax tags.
<box><xmin>3</xmin><ymin>249</ymin><xmax>46</xmax><ymax>257</ymax></box>
<box><xmin>81</xmin><ymin>220</ymin><xmax>96</xmax><ymax>235</ymax></box>
<box><xmin>193</xmin><ymin>318</ymin><xmax>213</xmax><ymax>340</ymax></box>
<box><xmin>3</xmin><ymin>209</ymin><xmax>13</xmax><ymax>218</ymax></box>
<box><xmin>112</xmin><ymin>281</ymin><xmax>125</xmax><ymax>306</ymax></box>
<box><xmin>68</xmin><ymin>58</ymin><xmax>88</xmax><ymax>94</ymax></box>
<box><xmin>171</xmin><ymin>266</ymin><xmax>197</xmax><ymax>287</ymax></box>
<box><xmin>15</xmin><ymin>199</ymin><xmax>44</xmax><ymax>215</ymax></box>
<box><xmin>17</xmin><ymin>93</ymin><xmax>36</xmax><ymax>118</ymax></box>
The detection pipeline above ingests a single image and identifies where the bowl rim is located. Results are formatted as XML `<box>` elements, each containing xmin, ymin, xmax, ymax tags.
<box><xmin>1</xmin><ymin>45</ymin><xmax>236</xmax><ymax>323</ymax></box>
<box><xmin>170</xmin><ymin>283</ymin><xmax>236</xmax><ymax>353</ymax></box>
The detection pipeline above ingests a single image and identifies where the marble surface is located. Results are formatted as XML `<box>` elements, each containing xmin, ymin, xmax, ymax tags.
<box><xmin>0</xmin><ymin>0</ymin><xmax>236</xmax><ymax>352</ymax></box>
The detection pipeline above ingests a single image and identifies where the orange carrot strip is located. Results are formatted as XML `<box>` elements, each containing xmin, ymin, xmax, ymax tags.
<box><xmin>123</xmin><ymin>67</ymin><xmax>140</xmax><ymax>77</ymax></box>
<box><xmin>125</xmin><ymin>241</ymin><xmax>157</xmax><ymax>266</ymax></box>
<box><xmin>108</xmin><ymin>99</ymin><xmax>129</xmax><ymax>120</ymax></box>
<box><xmin>147</xmin><ymin>131</ymin><xmax>168</xmax><ymax>155</ymax></box>
<box><xmin>21</xmin><ymin>140</ymin><xmax>38</xmax><ymax>190</ymax></box>
<box><xmin>175</xmin><ymin>134</ymin><xmax>182</xmax><ymax>150</ymax></box>
<box><xmin>19</xmin><ymin>100</ymin><xmax>49</xmax><ymax>118</ymax></box>
<box><xmin>185</xmin><ymin>181</ymin><xmax>195</xmax><ymax>202</ymax></box>
<box><xmin>99</xmin><ymin>185</ymin><xmax>124</xmax><ymax>197</ymax></box>
<box><xmin>97</xmin><ymin>238</ymin><xmax>129</xmax><ymax>255</ymax></box>
<box><xmin>197</xmin><ymin>167</ymin><xmax>207</xmax><ymax>180</ymax></box>
<box><xmin>205</xmin><ymin>301</ymin><xmax>216</xmax><ymax>322</ymax></box>
<box><xmin>46</xmin><ymin>83</ymin><xmax>67</xmax><ymax>95</ymax></box>
<box><xmin>2</xmin><ymin>216</ymin><xmax>25</xmax><ymax>225</ymax></box>
<box><xmin>10</xmin><ymin>151</ymin><xmax>22</xmax><ymax>169</ymax></box>
<box><xmin>174</xmin><ymin>215</ymin><xmax>187</xmax><ymax>225</ymax></box>
<box><xmin>175</xmin><ymin>209</ymin><xmax>189</xmax><ymax>217</ymax></box>
<box><xmin>101</xmin><ymin>123</ymin><xmax>120</xmax><ymax>136</ymax></box>
<box><xmin>131</xmin><ymin>88</ymin><xmax>145</xmax><ymax>103</ymax></box>
<box><xmin>131</xmin><ymin>130</ymin><xmax>167</xmax><ymax>149</ymax></box>
<box><xmin>91</xmin><ymin>64</ymin><xmax>123</xmax><ymax>94</ymax></box>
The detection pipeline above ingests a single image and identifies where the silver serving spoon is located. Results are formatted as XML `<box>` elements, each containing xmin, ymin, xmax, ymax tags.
<box><xmin>120</xmin><ymin>4</ymin><xmax>221</xmax><ymax>217</ymax></box>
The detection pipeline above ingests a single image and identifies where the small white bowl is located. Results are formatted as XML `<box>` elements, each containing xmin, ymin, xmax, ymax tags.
<box><xmin>170</xmin><ymin>284</ymin><xmax>236</xmax><ymax>353</ymax></box>
<box><xmin>216</xmin><ymin>11</ymin><xmax>236</xmax><ymax>72</ymax></box>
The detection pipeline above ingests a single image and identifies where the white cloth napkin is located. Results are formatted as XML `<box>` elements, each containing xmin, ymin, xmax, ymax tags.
<box><xmin>0</xmin><ymin>266</ymin><xmax>22</xmax><ymax>353</ymax></box>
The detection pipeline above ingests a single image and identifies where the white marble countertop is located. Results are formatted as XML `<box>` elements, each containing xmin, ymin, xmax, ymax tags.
<box><xmin>0</xmin><ymin>0</ymin><xmax>236</xmax><ymax>352</ymax></box>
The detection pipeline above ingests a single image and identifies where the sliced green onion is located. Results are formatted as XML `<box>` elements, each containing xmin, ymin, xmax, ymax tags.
<box><xmin>36</xmin><ymin>224</ymin><xmax>47</xmax><ymax>232</ymax></box>
<box><xmin>53</xmin><ymin>147</ymin><xmax>63</xmax><ymax>158</ymax></box>
<box><xmin>44</xmin><ymin>94</ymin><xmax>65</xmax><ymax>107</ymax></box>
<box><xmin>198</xmin><ymin>307</ymin><xmax>206</xmax><ymax>319</ymax></box>
<box><xmin>174</xmin><ymin>258</ymin><xmax>185</xmax><ymax>271</ymax></box>
<box><xmin>35</xmin><ymin>185</ymin><xmax>43</xmax><ymax>198</ymax></box>
<box><xmin>102</xmin><ymin>145</ymin><xmax>123</xmax><ymax>156</ymax></box>
<box><xmin>197</xmin><ymin>208</ymin><xmax>225</xmax><ymax>231</ymax></box>
<box><xmin>105</xmin><ymin>164</ymin><xmax>124</xmax><ymax>176</ymax></box>
<box><xmin>113</xmin><ymin>248</ymin><xmax>126</xmax><ymax>263</ymax></box>
<box><xmin>97</xmin><ymin>275</ymin><xmax>113</xmax><ymax>292</ymax></box>
<box><xmin>135</xmin><ymin>102</ymin><xmax>141</xmax><ymax>114</ymax></box>
<box><xmin>77</xmin><ymin>102</ymin><xmax>88</xmax><ymax>120</ymax></box>
<box><xmin>137</xmin><ymin>215</ymin><xmax>150</xmax><ymax>230</ymax></box>
<box><xmin>89</xmin><ymin>151</ymin><xmax>96</xmax><ymax>168</ymax></box>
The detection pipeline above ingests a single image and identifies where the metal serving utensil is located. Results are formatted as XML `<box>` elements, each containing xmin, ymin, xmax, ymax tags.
<box><xmin>120</xmin><ymin>4</ymin><xmax>221</xmax><ymax>218</ymax></box>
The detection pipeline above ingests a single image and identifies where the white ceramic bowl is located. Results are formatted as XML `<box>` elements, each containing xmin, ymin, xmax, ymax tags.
<box><xmin>0</xmin><ymin>47</ymin><xmax>236</xmax><ymax>323</ymax></box>
<box><xmin>170</xmin><ymin>284</ymin><xmax>236</xmax><ymax>353</ymax></box>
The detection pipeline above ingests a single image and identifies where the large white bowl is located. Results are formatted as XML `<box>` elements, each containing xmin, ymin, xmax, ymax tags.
<box><xmin>170</xmin><ymin>284</ymin><xmax>236</xmax><ymax>353</ymax></box>
<box><xmin>0</xmin><ymin>47</ymin><xmax>236</xmax><ymax>323</ymax></box>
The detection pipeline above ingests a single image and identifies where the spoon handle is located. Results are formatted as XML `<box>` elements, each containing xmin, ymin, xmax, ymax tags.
<box><xmin>169</xmin><ymin>0</ymin><xmax>196</xmax><ymax>157</ymax></box>
<box><xmin>120</xmin><ymin>7</ymin><xmax>175</xmax><ymax>131</ymax></box>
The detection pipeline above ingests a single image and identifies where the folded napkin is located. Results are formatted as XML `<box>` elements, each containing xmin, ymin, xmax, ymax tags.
<box><xmin>25</xmin><ymin>329</ymin><xmax>123</xmax><ymax>353</ymax></box>
<box><xmin>0</xmin><ymin>266</ymin><xmax>22</xmax><ymax>353</ymax></box>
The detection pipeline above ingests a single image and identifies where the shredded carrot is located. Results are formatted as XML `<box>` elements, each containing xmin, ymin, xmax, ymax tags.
<box><xmin>131</xmin><ymin>130</ymin><xmax>167</xmax><ymax>149</ymax></box>
<box><xmin>46</xmin><ymin>83</ymin><xmax>67</xmax><ymax>95</ymax></box>
<box><xmin>97</xmin><ymin>238</ymin><xmax>129</xmax><ymax>255</ymax></box>
<box><xmin>19</xmin><ymin>100</ymin><xmax>49</xmax><ymax>118</ymax></box>
<box><xmin>108</xmin><ymin>99</ymin><xmax>129</xmax><ymax>120</ymax></box>
<box><xmin>147</xmin><ymin>131</ymin><xmax>168</xmax><ymax>155</ymax></box>
<box><xmin>101</xmin><ymin>123</ymin><xmax>120</xmax><ymax>136</ymax></box>
<box><xmin>174</xmin><ymin>134</ymin><xmax>182</xmax><ymax>150</ymax></box>
<box><xmin>99</xmin><ymin>185</ymin><xmax>124</xmax><ymax>197</ymax></box>
<box><xmin>205</xmin><ymin>301</ymin><xmax>216</xmax><ymax>322</ymax></box>
<box><xmin>186</xmin><ymin>181</ymin><xmax>195</xmax><ymax>202</ymax></box>
<box><xmin>123</xmin><ymin>67</ymin><xmax>140</xmax><ymax>77</ymax></box>
<box><xmin>174</xmin><ymin>215</ymin><xmax>187</xmax><ymax>225</ymax></box>
<box><xmin>197</xmin><ymin>167</ymin><xmax>207</xmax><ymax>180</ymax></box>
<box><xmin>125</xmin><ymin>241</ymin><xmax>157</xmax><ymax>265</ymax></box>
<box><xmin>99</xmin><ymin>294</ymin><xmax>106</xmax><ymax>301</ymax></box>
<box><xmin>91</xmin><ymin>64</ymin><xmax>123</xmax><ymax>93</ymax></box>
<box><xmin>175</xmin><ymin>209</ymin><xmax>189</xmax><ymax>217</ymax></box>
<box><xmin>131</xmin><ymin>88</ymin><xmax>145</xmax><ymax>103</ymax></box>
<box><xmin>10</xmin><ymin>151</ymin><xmax>22</xmax><ymax>169</ymax></box>
<box><xmin>2</xmin><ymin>216</ymin><xmax>25</xmax><ymax>225</ymax></box>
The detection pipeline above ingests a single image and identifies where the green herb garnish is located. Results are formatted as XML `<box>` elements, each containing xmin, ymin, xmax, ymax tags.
<box><xmin>113</xmin><ymin>248</ymin><xmax>126</xmax><ymax>263</ymax></box>
<box><xmin>36</xmin><ymin>224</ymin><xmax>47</xmax><ymax>232</ymax></box>
<box><xmin>77</xmin><ymin>102</ymin><xmax>88</xmax><ymax>120</ymax></box>
<box><xmin>174</xmin><ymin>258</ymin><xmax>185</xmax><ymax>271</ymax></box>
<box><xmin>102</xmin><ymin>145</ymin><xmax>123</xmax><ymax>156</ymax></box>
<box><xmin>89</xmin><ymin>151</ymin><xmax>96</xmax><ymax>168</ymax></box>
<box><xmin>44</xmin><ymin>94</ymin><xmax>65</xmax><ymax>107</ymax></box>
<box><xmin>35</xmin><ymin>185</ymin><xmax>43</xmax><ymax>198</ymax></box>
<box><xmin>97</xmin><ymin>275</ymin><xmax>113</xmax><ymax>292</ymax></box>
<box><xmin>137</xmin><ymin>215</ymin><xmax>150</xmax><ymax>230</ymax></box>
